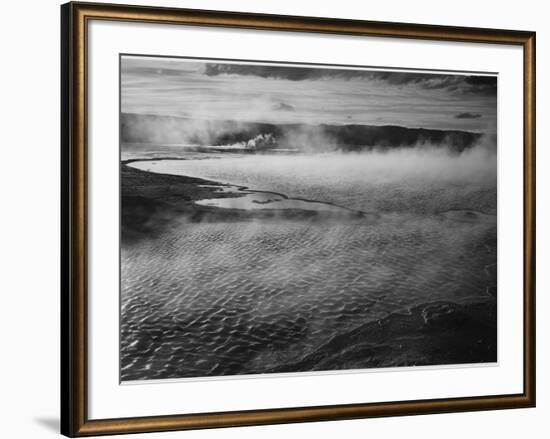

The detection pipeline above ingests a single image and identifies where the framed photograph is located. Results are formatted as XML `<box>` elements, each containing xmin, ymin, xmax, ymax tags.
<box><xmin>61</xmin><ymin>2</ymin><xmax>535</xmax><ymax>436</ymax></box>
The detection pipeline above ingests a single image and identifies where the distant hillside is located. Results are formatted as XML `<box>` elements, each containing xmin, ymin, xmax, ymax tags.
<box><xmin>121</xmin><ymin>113</ymin><xmax>482</xmax><ymax>153</ymax></box>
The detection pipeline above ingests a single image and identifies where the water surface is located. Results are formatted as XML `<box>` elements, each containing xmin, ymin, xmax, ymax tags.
<box><xmin>122</xmin><ymin>151</ymin><xmax>497</xmax><ymax>380</ymax></box>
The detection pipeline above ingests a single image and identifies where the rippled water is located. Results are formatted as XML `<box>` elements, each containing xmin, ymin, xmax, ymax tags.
<box><xmin>122</xmin><ymin>151</ymin><xmax>497</xmax><ymax>381</ymax></box>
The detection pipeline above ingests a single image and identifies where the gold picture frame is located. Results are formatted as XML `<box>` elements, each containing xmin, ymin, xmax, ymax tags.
<box><xmin>61</xmin><ymin>2</ymin><xmax>535</xmax><ymax>436</ymax></box>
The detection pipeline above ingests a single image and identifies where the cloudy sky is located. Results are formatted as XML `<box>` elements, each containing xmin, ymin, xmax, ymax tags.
<box><xmin>121</xmin><ymin>55</ymin><xmax>497</xmax><ymax>132</ymax></box>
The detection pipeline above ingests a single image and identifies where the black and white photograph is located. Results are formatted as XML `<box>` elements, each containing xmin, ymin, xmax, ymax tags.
<box><xmin>120</xmin><ymin>55</ymin><xmax>498</xmax><ymax>382</ymax></box>
<box><xmin>1</xmin><ymin>0</ymin><xmax>544</xmax><ymax>436</ymax></box>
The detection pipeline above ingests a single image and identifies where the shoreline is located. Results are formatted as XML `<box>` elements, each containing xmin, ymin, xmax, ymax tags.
<box><xmin>121</xmin><ymin>159</ymin><xmax>369</xmax><ymax>244</ymax></box>
<box><xmin>262</xmin><ymin>299</ymin><xmax>496</xmax><ymax>375</ymax></box>
<box><xmin>125</xmin><ymin>157</ymin><xmax>370</xmax><ymax>215</ymax></box>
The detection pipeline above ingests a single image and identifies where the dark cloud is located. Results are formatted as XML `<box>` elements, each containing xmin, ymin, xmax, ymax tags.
<box><xmin>455</xmin><ymin>111</ymin><xmax>481</xmax><ymax>119</ymax></box>
<box><xmin>455</xmin><ymin>112</ymin><xmax>482</xmax><ymax>119</ymax></box>
<box><xmin>204</xmin><ymin>63</ymin><xmax>371</xmax><ymax>81</ymax></box>
<box><xmin>204</xmin><ymin>63</ymin><xmax>497</xmax><ymax>96</ymax></box>
<box><xmin>463</xmin><ymin>76</ymin><xmax>498</xmax><ymax>95</ymax></box>
<box><xmin>272</xmin><ymin>102</ymin><xmax>295</xmax><ymax>112</ymax></box>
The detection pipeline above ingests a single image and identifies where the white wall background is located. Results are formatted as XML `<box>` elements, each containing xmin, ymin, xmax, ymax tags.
<box><xmin>0</xmin><ymin>0</ymin><xmax>546</xmax><ymax>437</ymax></box>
